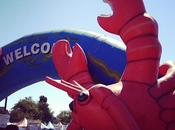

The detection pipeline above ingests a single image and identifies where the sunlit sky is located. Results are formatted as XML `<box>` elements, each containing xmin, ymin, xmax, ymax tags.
<box><xmin>0</xmin><ymin>0</ymin><xmax>175</xmax><ymax>117</ymax></box>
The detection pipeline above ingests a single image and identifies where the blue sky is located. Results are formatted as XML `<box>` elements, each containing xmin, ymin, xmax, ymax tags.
<box><xmin>0</xmin><ymin>0</ymin><xmax>175</xmax><ymax>117</ymax></box>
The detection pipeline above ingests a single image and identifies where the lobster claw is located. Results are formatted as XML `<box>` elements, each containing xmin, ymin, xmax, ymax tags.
<box><xmin>159</xmin><ymin>61</ymin><xmax>175</xmax><ymax>76</ymax></box>
<box><xmin>52</xmin><ymin>40</ymin><xmax>94</xmax><ymax>89</ymax></box>
<box><xmin>97</xmin><ymin>0</ymin><xmax>146</xmax><ymax>35</ymax></box>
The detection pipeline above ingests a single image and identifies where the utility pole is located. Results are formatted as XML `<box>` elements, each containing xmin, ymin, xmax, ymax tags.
<box><xmin>4</xmin><ymin>97</ymin><xmax>7</xmax><ymax>114</ymax></box>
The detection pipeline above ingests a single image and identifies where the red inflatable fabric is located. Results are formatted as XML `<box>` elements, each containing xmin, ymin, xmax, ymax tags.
<box><xmin>46</xmin><ymin>0</ymin><xmax>175</xmax><ymax>129</ymax></box>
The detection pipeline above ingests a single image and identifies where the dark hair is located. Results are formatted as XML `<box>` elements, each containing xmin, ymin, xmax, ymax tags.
<box><xmin>5</xmin><ymin>125</ymin><xmax>19</xmax><ymax>130</ymax></box>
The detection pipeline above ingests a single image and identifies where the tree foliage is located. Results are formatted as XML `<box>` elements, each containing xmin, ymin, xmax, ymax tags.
<box><xmin>10</xmin><ymin>97</ymin><xmax>39</xmax><ymax>122</ymax></box>
<box><xmin>37</xmin><ymin>102</ymin><xmax>55</xmax><ymax>123</ymax></box>
<box><xmin>39</xmin><ymin>95</ymin><xmax>47</xmax><ymax>103</ymax></box>
<box><xmin>57</xmin><ymin>110</ymin><xmax>72</xmax><ymax>125</ymax></box>
<box><xmin>9</xmin><ymin>96</ymin><xmax>56</xmax><ymax>123</ymax></box>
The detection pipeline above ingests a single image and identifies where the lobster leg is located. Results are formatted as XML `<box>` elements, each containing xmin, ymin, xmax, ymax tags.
<box><xmin>102</xmin><ymin>93</ymin><xmax>140</xmax><ymax>130</ymax></box>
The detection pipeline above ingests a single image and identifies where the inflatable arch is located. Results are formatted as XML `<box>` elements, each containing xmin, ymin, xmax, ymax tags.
<box><xmin>0</xmin><ymin>29</ymin><xmax>127</xmax><ymax>101</ymax></box>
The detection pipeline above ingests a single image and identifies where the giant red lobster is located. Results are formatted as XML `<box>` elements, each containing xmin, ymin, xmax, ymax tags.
<box><xmin>46</xmin><ymin>0</ymin><xmax>175</xmax><ymax>129</ymax></box>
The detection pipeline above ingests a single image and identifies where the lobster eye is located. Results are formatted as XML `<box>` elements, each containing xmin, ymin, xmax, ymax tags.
<box><xmin>78</xmin><ymin>92</ymin><xmax>89</xmax><ymax>102</ymax></box>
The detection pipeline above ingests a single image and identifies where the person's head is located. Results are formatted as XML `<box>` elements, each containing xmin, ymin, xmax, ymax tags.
<box><xmin>5</xmin><ymin>125</ymin><xmax>19</xmax><ymax>130</ymax></box>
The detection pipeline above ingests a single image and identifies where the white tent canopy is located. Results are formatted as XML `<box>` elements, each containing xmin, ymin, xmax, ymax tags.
<box><xmin>15</xmin><ymin>117</ymin><xmax>27</xmax><ymax>130</ymax></box>
<box><xmin>15</xmin><ymin>117</ymin><xmax>27</xmax><ymax>128</ymax></box>
<box><xmin>47</xmin><ymin>121</ymin><xmax>54</xmax><ymax>130</ymax></box>
<box><xmin>41</xmin><ymin>123</ymin><xmax>49</xmax><ymax>129</ymax></box>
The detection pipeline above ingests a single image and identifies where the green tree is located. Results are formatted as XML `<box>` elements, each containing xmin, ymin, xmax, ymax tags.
<box><xmin>39</xmin><ymin>95</ymin><xmax>47</xmax><ymax>103</ymax></box>
<box><xmin>37</xmin><ymin>95</ymin><xmax>56</xmax><ymax>123</ymax></box>
<box><xmin>57</xmin><ymin>110</ymin><xmax>72</xmax><ymax>125</ymax></box>
<box><xmin>9</xmin><ymin>96</ymin><xmax>56</xmax><ymax>124</ymax></box>
<box><xmin>9</xmin><ymin>96</ymin><xmax>39</xmax><ymax>122</ymax></box>
<box><xmin>37</xmin><ymin>101</ymin><xmax>55</xmax><ymax>123</ymax></box>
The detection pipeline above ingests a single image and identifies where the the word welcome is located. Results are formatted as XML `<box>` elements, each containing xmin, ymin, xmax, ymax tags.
<box><xmin>3</xmin><ymin>42</ymin><xmax>53</xmax><ymax>65</ymax></box>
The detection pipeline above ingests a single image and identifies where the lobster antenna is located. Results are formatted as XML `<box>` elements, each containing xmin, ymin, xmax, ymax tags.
<box><xmin>46</xmin><ymin>76</ymin><xmax>81</xmax><ymax>96</ymax></box>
